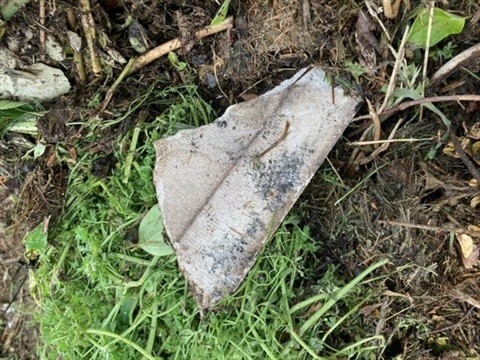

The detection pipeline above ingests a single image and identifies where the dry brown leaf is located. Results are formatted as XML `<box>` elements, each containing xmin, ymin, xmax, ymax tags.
<box><xmin>456</xmin><ymin>233</ymin><xmax>480</xmax><ymax>269</ymax></box>
<box><xmin>470</xmin><ymin>196</ymin><xmax>480</xmax><ymax>209</ymax></box>
<box><xmin>467</xmin><ymin>224</ymin><xmax>480</xmax><ymax>233</ymax></box>
<box><xmin>383</xmin><ymin>290</ymin><xmax>413</xmax><ymax>303</ymax></box>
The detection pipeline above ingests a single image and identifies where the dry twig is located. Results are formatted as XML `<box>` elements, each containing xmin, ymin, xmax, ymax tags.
<box><xmin>378</xmin><ymin>25</ymin><xmax>410</xmax><ymax>114</ymax></box>
<box><xmin>79</xmin><ymin>0</ymin><xmax>102</xmax><ymax>75</ymax></box>
<box><xmin>126</xmin><ymin>16</ymin><xmax>234</xmax><ymax>76</ymax></box>
<box><xmin>365</xmin><ymin>1</ymin><xmax>391</xmax><ymax>41</ymax></box>
<box><xmin>383</xmin><ymin>0</ymin><xmax>403</xmax><ymax>19</ymax></box>
<box><xmin>39</xmin><ymin>0</ymin><xmax>46</xmax><ymax>53</ymax></box>
<box><xmin>302</xmin><ymin>0</ymin><xmax>310</xmax><ymax>29</ymax></box>
<box><xmin>349</xmin><ymin>137</ymin><xmax>433</xmax><ymax>146</ymax></box>
<box><xmin>349</xmin><ymin>27</ymin><xmax>409</xmax><ymax>167</ymax></box>
<box><xmin>419</xmin><ymin>2</ymin><xmax>435</xmax><ymax>121</ymax></box>
<box><xmin>431</xmin><ymin>42</ymin><xmax>480</xmax><ymax>85</ymax></box>
<box><xmin>379</xmin><ymin>220</ymin><xmax>480</xmax><ymax>238</ymax></box>
<box><xmin>449</xmin><ymin>131</ymin><xmax>480</xmax><ymax>184</ymax></box>
<box><xmin>355</xmin><ymin>118</ymin><xmax>403</xmax><ymax>165</ymax></box>
<box><xmin>99</xmin><ymin>17</ymin><xmax>234</xmax><ymax>111</ymax></box>
<box><xmin>380</xmin><ymin>95</ymin><xmax>480</xmax><ymax>118</ymax></box>
<box><xmin>367</xmin><ymin>98</ymin><xmax>382</xmax><ymax>147</ymax></box>
<box><xmin>100</xmin><ymin>59</ymin><xmax>134</xmax><ymax>112</ymax></box>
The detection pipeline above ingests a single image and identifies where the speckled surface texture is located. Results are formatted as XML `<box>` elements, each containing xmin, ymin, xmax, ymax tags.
<box><xmin>154</xmin><ymin>67</ymin><xmax>363</xmax><ymax>312</ymax></box>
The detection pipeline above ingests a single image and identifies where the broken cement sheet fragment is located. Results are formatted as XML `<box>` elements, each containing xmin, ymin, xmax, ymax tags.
<box><xmin>154</xmin><ymin>67</ymin><xmax>363</xmax><ymax>312</ymax></box>
<box><xmin>0</xmin><ymin>48</ymin><xmax>70</xmax><ymax>102</ymax></box>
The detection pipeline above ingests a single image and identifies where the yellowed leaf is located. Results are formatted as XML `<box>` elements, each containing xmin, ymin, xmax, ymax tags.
<box><xmin>458</xmin><ymin>234</ymin><xmax>474</xmax><ymax>257</ymax></box>
<box><xmin>465</xmin><ymin>122</ymin><xmax>480</xmax><ymax>140</ymax></box>
<box><xmin>471</xmin><ymin>141</ymin><xmax>480</xmax><ymax>164</ymax></box>
<box><xmin>470</xmin><ymin>196</ymin><xmax>480</xmax><ymax>209</ymax></box>
<box><xmin>467</xmin><ymin>224</ymin><xmax>480</xmax><ymax>233</ymax></box>
<box><xmin>456</xmin><ymin>233</ymin><xmax>479</xmax><ymax>269</ymax></box>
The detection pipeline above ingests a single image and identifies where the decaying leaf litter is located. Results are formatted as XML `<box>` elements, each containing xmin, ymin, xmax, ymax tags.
<box><xmin>0</xmin><ymin>0</ymin><xmax>480</xmax><ymax>359</ymax></box>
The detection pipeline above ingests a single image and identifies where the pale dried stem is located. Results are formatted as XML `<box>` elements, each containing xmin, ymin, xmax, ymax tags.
<box><xmin>39</xmin><ymin>0</ymin><xmax>45</xmax><ymax>53</ymax></box>
<box><xmin>422</xmin><ymin>2</ymin><xmax>435</xmax><ymax>95</ymax></box>
<box><xmin>126</xmin><ymin>16</ymin><xmax>234</xmax><ymax>76</ymax></box>
<box><xmin>79</xmin><ymin>0</ymin><xmax>102</xmax><ymax>75</ymax></box>
<box><xmin>349</xmin><ymin>137</ymin><xmax>433</xmax><ymax>146</ymax></box>
<box><xmin>378</xmin><ymin>25</ymin><xmax>410</xmax><ymax>114</ymax></box>
<box><xmin>73</xmin><ymin>51</ymin><xmax>87</xmax><ymax>85</ymax></box>
<box><xmin>348</xmin><ymin>126</ymin><xmax>370</xmax><ymax>167</ymax></box>
<box><xmin>367</xmin><ymin>98</ymin><xmax>382</xmax><ymax>147</ymax></box>
<box><xmin>212</xmin><ymin>50</ymin><xmax>228</xmax><ymax>100</ymax></box>
<box><xmin>380</xmin><ymin>94</ymin><xmax>480</xmax><ymax>117</ymax></box>
<box><xmin>356</xmin><ymin>118</ymin><xmax>403</xmax><ymax>165</ymax></box>
<box><xmin>380</xmin><ymin>220</ymin><xmax>480</xmax><ymax>238</ymax></box>
<box><xmin>420</xmin><ymin>2</ymin><xmax>435</xmax><ymax>121</ymax></box>
<box><xmin>352</xmin><ymin>27</ymin><xmax>409</xmax><ymax>165</ymax></box>
<box><xmin>431</xmin><ymin>43</ymin><xmax>480</xmax><ymax>85</ymax></box>
<box><xmin>383</xmin><ymin>0</ymin><xmax>402</xmax><ymax>19</ymax></box>
<box><xmin>365</xmin><ymin>1</ymin><xmax>391</xmax><ymax>41</ymax></box>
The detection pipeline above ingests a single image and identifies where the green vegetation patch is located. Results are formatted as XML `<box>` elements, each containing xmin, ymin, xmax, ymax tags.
<box><xmin>31</xmin><ymin>79</ymin><xmax>386</xmax><ymax>359</ymax></box>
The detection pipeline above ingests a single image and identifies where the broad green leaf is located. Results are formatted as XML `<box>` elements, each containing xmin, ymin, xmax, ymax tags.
<box><xmin>0</xmin><ymin>100</ymin><xmax>26</xmax><ymax>110</ymax></box>
<box><xmin>408</xmin><ymin>7</ymin><xmax>465</xmax><ymax>48</ymax></box>
<box><xmin>21</xmin><ymin>142</ymin><xmax>46</xmax><ymax>160</ymax></box>
<box><xmin>138</xmin><ymin>205</ymin><xmax>173</xmax><ymax>256</ymax></box>
<box><xmin>118</xmin><ymin>294</ymin><xmax>137</xmax><ymax>326</ymax></box>
<box><xmin>0</xmin><ymin>102</ymin><xmax>42</xmax><ymax>136</ymax></box>
<box><xmin>7</xmin><ymin>117</ymin><xmax>38</xmax><ymax>135</ymax></box>
<box><xmin>33</xmin><ymin>143</ymin><xmax>46</xmax><ymax>158</ymax></box>
<box><xmin>24</xmin><ymin>223</ymin><xmax>48</xmax><ymax>254</ymax></box>
<box><xmin>211</xmin><ymin>0</ymin><xmax>231</xmax><ymax>26</ymax></box>
<box><xmin>168</xmin><ymin>51</ymin><xmax>180</xmax><ymax>65</ymax></box>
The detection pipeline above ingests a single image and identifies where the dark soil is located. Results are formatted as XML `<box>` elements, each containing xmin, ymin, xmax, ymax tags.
<box><xmin>1</xmin><ymin>0</ymin><xmax>480</xmax><ymax>358</ymax></box>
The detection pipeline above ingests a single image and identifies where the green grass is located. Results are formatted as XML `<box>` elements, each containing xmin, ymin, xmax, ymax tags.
<box><xmin>0</xmin><ymin>100</ymin><xmax>45</xmax><ymax>136</ymax></box>
<box><xmin>29</xmin><ymin>79</ymin><xmax>388</xmax><ymax>359</ymax></box>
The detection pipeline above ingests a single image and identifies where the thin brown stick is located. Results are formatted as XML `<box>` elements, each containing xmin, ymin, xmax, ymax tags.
<box><xmin>383</xmin><ymin>0</ymin><xmax>402</xmax><ymax>19</ymax></box>
<box><xmin>419</xmin><ymin>2</ymin><xmax>435</xmax><ymax>121</ymax></box>
<box><xmin>356</xmin><ymin>118</ymin><xmax>403</xmax><ymax>165</ymax></box>
<box><xmin>367</xmin><ymin>98</ymin><xmax>382</xmax><ymax>147</ymax></box>
<box><xmin>79</xmin><ymin>0</ymin><xmax>102</xmax><ymax>75</ymax></box>
<box><xmin>0</xmin><ymin>257</ymin><xmax>21</xmax><ymax>265</ymax></box>
<box><xmin>349</xmin><ymin>94</ymin><xmax>480</xmax><ymax>138</ymax></box>
<box><xmin>257</xmin><ymin>121</ymin><xmax>290</xmax><ymax>158</ymax></box>
<box><xmin>380</xmin><ymin>95</ymin><xmax>480</xmax><ymax>118</ymax></box>
<box><xmin>430</xmin><ymin>307</ymin><xmax>475</xmax><ymax>335</ymax></box>
<box><xmin>39</xmin><ymin>0</ymin><xmax>46</xmax><ymax>53</ymax></box>
<box><xmin>431</xmin><ymin>43</ymin><xmax>480</xmax><ymax>85</ymax></box>
<box><xmin>378</xmin><ymin>25</ymin><xmax>410</xmax><ymax>114</ymax></box>
<box><xmin>100</xmin><ymin>59</ymin><xmax>134</xmax><ymax>112</ymax></box>
<box><xmin>379</xmin><ymin>220</ymin><xmax>480</xmax><ymax>238</ymax></box>
<box><xmin>449</xmin><ymin>131</ymin><xmax>480</xmax><ymax>184</ymax></box>
<box><xmin>365</xmin><ymin>1</ymin><xmax>391</xmax><ymax>41</ymax></box>
<box><xmin>291</xmin><ymin>65</ymin><xmax>314</xmax><ymax>87</ymax></box>
<box><xmin>126</xmin><ymin>16</ymin><xmax>234</xmax><ymax>76</ymax></box>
